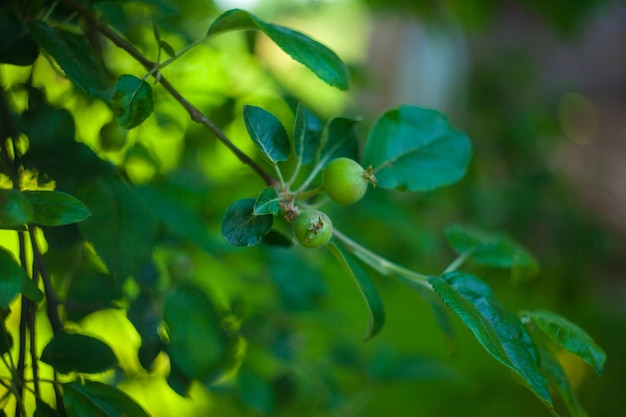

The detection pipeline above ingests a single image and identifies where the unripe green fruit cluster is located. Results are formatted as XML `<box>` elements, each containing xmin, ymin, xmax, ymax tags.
<box><xmin>294</xmin><ymin>209</ymin><xmax>333</xmax><ymax>248</ymax></box>
<box><xmin>322</xmin><ymin>157</ymin><xmax>372</xmax><ymax>205</ymax></box>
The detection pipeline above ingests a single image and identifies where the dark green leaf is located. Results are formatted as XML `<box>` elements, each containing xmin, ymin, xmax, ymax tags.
<box><xmin>77</xmin><ymin>176</ymin><xmax>158</xmax><ymax>279</ymax></box>
<box><xmin>24</xmin><ymin>190</ymin><xmax>91</xmax><ymax>227</ymax></box>
<box><xmin>166</xmin><ymin>361</ymin><xmax>194</xmax><ymax>397</ymax></box>
<box><xmin>207</xmin><ymin>9</ymin><xmax>349</xmax><ymax>90</ymax></box>
<box><xmin>0</xmin><ymin>10</ymin><xmax>39</xmax><ymax>66</ymax></box>
<box><xmin>253</xmin><ymin>187</ymin><xmax>280</xmax><ymax>215</ymax></box>
<box><xmin>328</xmin><ymin>243</ymin><xmax>385</xmax><ymax>341</ymax></box>
<box><xmin>0</xmin><ymin>318</ymin><xmax>12</xmax><ymax>355</ymax></box>
<box><xmin>221</xmin><ymin>198</ymin><xmax>273</xmax><ymax>247</ymax></box>
<box><xmin>261</xmin><ymin>230</ymin><xmax>293</xmax><ymax>247</ymax></box>
<box><xmin>41</xmin><ymin>332</ymin><xmax>117</xmax><ymax>374</ymax></box>
<box><xmin>28</xmin><ymin>21</ymin><xmax>108</xmax><ymax>97</ymax></box>
<box><xmin>34</xmin><ymin>400</ymin><xmax>61</xmax><ymax>417</ymax></box>
<box><xmin>521</xmin><ymin>310</ymin><xmax>606</xmax><ymax>376</ymax></box>
<box><xmin>429</xmin><ymin>272</ymin><xmax>554</xmax><ymax>409</ymax></box>
<box><xmin>238</xmin><ymin>367</ymin><xmax>274</xmax><ymax>414</ymax></box>
<box><xmin>536</xmin><ymin>344</ymin><xmax>589</xmax><ymax>417</ymax></box>
<box><xmin>243</xmin><ymin>105</ymin><xmax>290</xmax><ymax>163</ymax></box>
<box><xmin>0</xmin><ymin>188</ymin><xmax>33</xmax><ymax>229</ymax></box>
<box><xmin>64</xmin><ymin>266</ymin><xmax>121</xmax><ymax>322</ymax></box>
<box><xmin>160</xmin><ymin>40</ymin><xmax>176</xmax><ymax>57</ymax></box>
<box><xmin>63</xmin><ymin>380</ymin><xmax>149</xmax><ymax>417</ymax></box>
<box><xmin>163</xmin><ymin>284</ymin><xmax>232</xmax><ymax>380</ymax></box>
<box><xmin>110</xmin><ymin>75</ymin><xmax>154</xmax><ymax>129</ymax></box>
<box><xmin>445</xmin><ymin>223</ymin><xmax>539</xmax><ymax>276</ymax></box>
<box><xmin>293</xmin><ymin>104</ymin><xmax>323</xmax><ymax>164</ymax></box>
<box><xmin>0</xmin><ymin>246</ymin><xmax>42</xmax><ymax>309</ymax></box>
<box><xmin>321</xmin><ymin>117</ymin><xmax>359</xmax><ymax>165</ymax></box>
<box><xmin>128</xmin><ymin>292</ymin><xmax>163</xmax><ymax>370</ymax></box>
<box><xmin>363</xmin><ymin>106</ymin><xmax>472</xmax><ymax>191</ymax></box>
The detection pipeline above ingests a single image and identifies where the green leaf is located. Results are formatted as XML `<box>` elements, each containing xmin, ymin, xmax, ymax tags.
<box><xmin>243</xmin><ymin>105</ymin><xmax>290</xmax><ymax>164</ymax></box>
<box><xmin>128</xmin><ymin>293</ymin><xmax>163</xmax><ymax>370</ymax></box>
<box><xmin>207</xmin><ymin>9</ymin><xmax>349</xmax><ymax>90</ymax></box>
<box><xmin>28</xmin><ymin>21</ymin><xmax>108</xmax><ymax>97</ymax></box>
<box><xmin>0</xmin><ymin>246</ymin><xmax>42</xmax><ymax>309</ymax></box>
<box><xmin>238</xmin><ymin>367</ymin><xmax>274</xmax><ymax>414</ymax></box>
<box><xmin>34</xmin><ymin>400</ymin><xmax>61</xmax><ymax>417</ymax></box>
<box><xmin>363</xmin><ymin>106</ymin><xmax>472</xmax><ymax>191</ymax></box>
<box><xmin>429</xmin><ymin>272</ymin><xmax>554</xmax><ymax>409</ymax></box>
<box><xmin>0</xmin><ymin>318</ymin><xmax>12</xmax><ymax>355</ymax></box>
<box><xmin>163</xmin><ymin>284</ymin><xmax>233</xmax><ymax>380</ymax></box>
<box><xmin>63</xmin><ymin>380</ymin><xmax>149</xmax><ymax>417</ymax></box>
<box><xmin>221</xmin><ymin>198</ymin><xmax>273</xmax><ymax>247</ymax></box>
<box><xmin>293</xmin><ymin>104</ymin><xmax>323</xmax><ymax>164</ymax></box>
<box><xmin>77</xmin><ymin>176</ymin><xmax>158</xmax><ymax>280</ymax></box>
<box><xmin>110</xmin><ymin>74</ymin><xmax>154</xmax><ymax>129</ymax></box>
<box><xmin>253</xmin><ymin>187</ymin><xmax>280</xmax><ymax>215</ymax></box>
<box><xmin>521</xmin><ymin>310</ymin><xmax>606</xmax><ymax>376</ymax></box>
<box><xmin>0</xmin><ymin>10</ymin><xmax>39</xmax><ymax>66</ymax></box>
<box><xmin>368</xmin><ymin>347</ymin><xmax>458</xmax><ymax>382</ymax></box>
<box><xmin>328</xmin><ymin>243</ymin><xmax>385</xmax><ymax>341</ymax></box>
<box><xmin>536</xmin><ymin>344</ymin><xmax>589</xmax><ymax>417</ymax></box>
<box><xmin>64</xmin><ymin>268</ymin><xmax>121</xmax><ymax>322</ymax></box>
<box><xmin>445</xmin><ymin>223</ymin><xmax>539</xmax><ymax>276</ymax></box>
<box><xmin>160</xmin><ymin>40</ymin><xmax>176</xmax><ymax>57</ymax></box>
<box><xmin>23</xmin><ymin>190</ymin><xmax>91</xmax><ymax>227</ymax></box>
<box><xmin>321</xmin><ymin>117</ymin><xmax>360</xmax><ymax>165</ymax></box>
<box><xmin>41</xmin><ymin>332</ymin><xmax>118</xmax><ymax>374</ymax></box>
<box><xmin>0</xmin><ymin>188</ymin><xmax>33</xmax><ymax>229</ymax></box>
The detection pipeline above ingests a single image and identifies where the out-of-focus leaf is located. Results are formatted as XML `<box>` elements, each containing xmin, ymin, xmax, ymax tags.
<box><xmin>207</xmin><ymin>9</ymin><xmax>349</xmax><ymax>90</ymax></box>
<box><xmin>166</xmin><ymin>361</ymin><xmax>194</xmax><ymax>397</ymax></box>
<box><xmin>261</xmin><ymin>230</ymin><xmax>293</xmax><ymax>247</ymax></box>
<box><xmin>445</xmin><ymin>223</ymin><xmax>539</xmax><ymax>276</ymax></box>
<box><xmin>0</xmin><ymin>246</ymin><xmax>42</xmax><ymax>308</ymax></box>
<box><xmin>110</xmin><ymin>75</ymin><xmax>154</xmax><ymax>129</ymax></box>
<box><xmin>64</xmin><ymin>267</ymin><xmax>121</xmax><ymax>322</ymax></box>
<box><xmin>293</xmin><ymin>104</ymin><xmax>323</xmax><ymax>164</ymax></box>
<box><xmin>328</xmin><ymin>243</ymin><xmax>385</xmax><ymax>341</ymax></box>
<box><xmin>41</xmin><ymin>332</ymin><xmax>117</xmax><ymax>374</ymax></box>
<box><xmin>243</xmin><ymin>105</ymin><xmax>290</xmax><ymax>164</ymax></box>
<box><xmin>536</xmin><ymin>344</ymin><xmax>589</xmax><ymax>417</ymax></box>
<box><xmin>238</xmin><ymin>366</ymin><xmax>274</xmax><ymax>414</ymax></box>
<box><xmin>63</xmin><ymin>380</ymin><xmax>149</xmax><ymax>417</ymax></box>
<box><xmin>0</xmin><ymin>317</ymin><xmax>12</xmax><ymax>354</ymax></box>
<box><xmin>321</xmin><ymin>117</ymin><xmax>359</xmax><ymax>165</ymax></box>
<box><xmin>24</xmin><ymin>190</ymin><xmax>91</xmax><ymax>227</ymax></box>
<box><xmin>253</xmin><ymin>187</ymin><xmax>280</xmax><ymax>216</ymax></box>
<box><xmin>368</xmin><ymin>346</ymin><xmax>458</xmax><ymax>382</ymax></box>
<box><xmin>0</xmin><ymin>188</ymin><xmax>33</xmax><ymax>229</ymax></box>
<box><xmin>363</xmin><ymin>106</ymin><xmax>471</xmax><ymax>191</ymax></box>
<box><xmin>429</xmin><ymin>272</ymin><xmax>554</xmax><ymax>410</ymax></box>
<box><xmin>28</xmin><ymin>21</ymin><xmax>108</xmax><ymax>97</ymax></box>
<box><xmin>163</xmin><ymin>284</ymin><xmax>233</xmax><ymax>381</ymax></box>
<box><xmin>128</xmin><ymin>292</ymin><xmax>163</xmax><ymax>370</ymax></box>
<box><xmin>0</xmin><ymin>10</ymin><xmax>39</xmax><ymax>66</ymax></box>
<box><xmin>221</xmin><ymin>198</ymin><xmax>273</xmax><ymax>247</ymax></box>
<box><xmin>33</xmin><ymin>400</ymin><xmax>61</xmax><ymax>417</ymax></box>
<box><xmin>77</xmin><ymin>176</ymin><xmax>158</xmax><ymax>280</ymax></box>
<box><xmin>521</xmin><ymin>310</ymin><xmax>606</xmax><ymax>376</ymax></box>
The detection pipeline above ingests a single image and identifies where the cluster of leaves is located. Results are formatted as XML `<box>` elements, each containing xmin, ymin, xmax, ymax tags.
<box><xmin>0</xmin><ymin>1</ymin><xmax>606</xmax><ymax>417</ymax></box>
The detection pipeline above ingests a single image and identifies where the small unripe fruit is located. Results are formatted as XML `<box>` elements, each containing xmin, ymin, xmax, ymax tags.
<box><xmin>294</xmin><ymin>209</ymin><xmax>332</xmax><ymax>248</ymax></box>
<box><xmin>322</xmin><ymin>158</ymin><xmax>375</xmax><ymax>205</ymax></box>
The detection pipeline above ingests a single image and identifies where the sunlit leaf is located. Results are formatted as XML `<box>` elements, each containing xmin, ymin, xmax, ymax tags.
<box><xmin>429</xmin><ymin>272</ymin><xmax>554</xmax><ymax>410</ymax></box>
<box><xmin>0</xmin><ymin>10</ymin><xmax>39</xmax><ymax>66</ymax></box>
<box><xmin>321</xmin><ymin>117</ymin><xmax>360</xmax><ymax>164</ymax></box>
<box><xmin>41</xmin><ymin>332</ymin><xmax>118</xmax><ymax>374</ymax></box>
<box><xmin>536</xmin><ymin>344</ymin><xmax>589</xmax><ymax>417</ymax></box>
<box><xmin>328</xmin><ymin>243</ymin><xmax>385</xmax><ymax>341</ymax></box>
<box><xmin>0</xmin><ymin>188</ymin><xmax>33</xmax><ymax>229</ymax></box>
<box><xmin>110</xmin><ymin>74</ymin><xmax>154</xmax><ymax>129</ymax></box>
<box><xmin>0</xmin><ymin>246</ymin><xmax>42</xmax><ymax>309</ymax></box>
<box><xmin>77</xmin><ymin>176</ymin><xmax>158</xmax><ymax>280</ymax></box>
<box><xmin>63</xmin><ymin>380</ymin><xmax>149</xmax><ymax>417</ymax></box>
<box><xmin>294</xmin><ymin>104</ymin><xmax>323</xmax><ymax>164</ymax></box>
<box><xmin>221</xmin><ymin>198</ymin><xmax>273</xmax><ymax>247</ymax></box>
<box><xmin>207</xmin><ymin>9</ymin><xmax>349</xmax><ymax>90</ymax></box>
<box><xmin>253</xmin><ymin>187</ymin><xmax>280</xmax><ymax>215</ymax></box>
<box><xmin>243</xmin><ymin>105</ymin><xmax>290</xmax><ymax>164</ymax></box>
<box><xmin>363</xmin><ymin>106</ymin><xmax>471</xmax><ymax>191</ymax></box>
<box><xmin>163</xmin><ymin>284</ymin><xmax>234</xmax><ymax>381</ymax></box>
<box><xmin>521</xmin><ymin>310</ymin><xmax>606</xmax><ymax>376</ymax></box>
<box><xmin>445</xmin><ymin>223</ymin><xmax>539</xmax><ymax>276</ymax></box>
<box><xmin>28</xmin><ymin>21</ymin><xmax>108</xmax><ymax>97</ymax></box>
<box><xmin>24</xmin><ymin>190</ymin><xmax>91</xmax><ymax>227</ymax></box>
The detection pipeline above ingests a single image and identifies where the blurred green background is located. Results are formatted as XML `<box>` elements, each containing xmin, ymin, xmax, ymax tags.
<box><xmin>2</xmin><ymin>0</ymin><xmax>625</xmax><ymax>416</ymax></box>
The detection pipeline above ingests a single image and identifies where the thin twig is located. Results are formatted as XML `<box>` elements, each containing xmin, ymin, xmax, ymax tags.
<box><xmin>58</xmin><ymin>0</ymin><xmax>276</xmax><ymax>186</ymax></box>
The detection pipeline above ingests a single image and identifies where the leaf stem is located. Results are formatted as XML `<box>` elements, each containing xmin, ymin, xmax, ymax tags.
<box><xmin>60</xmin><ymin>0</ymin><xmax>276</xmax><ymax>186</ymax></box>
<box><xmin>332</xmin><ymin>229</ymin><xmax>430</xmax><ymax>286</ymax></box>
<box><xmin>442</xmin><ymin>249</ymin><xmax>474</xmax><ymax>275</ymax></box>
